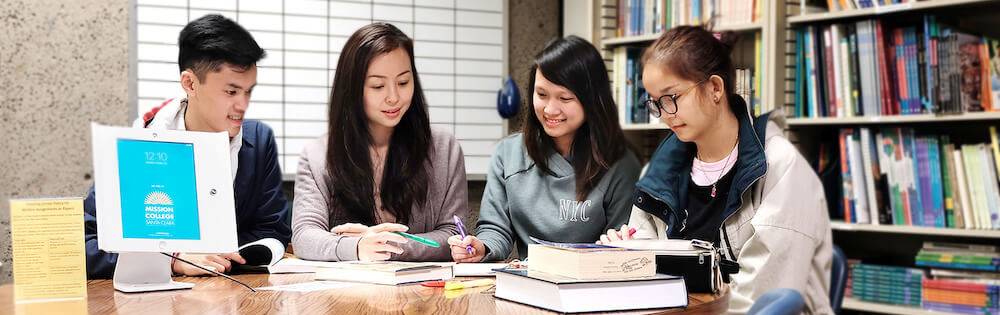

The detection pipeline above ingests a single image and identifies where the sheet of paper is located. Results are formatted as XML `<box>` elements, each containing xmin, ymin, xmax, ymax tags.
<box><xmin>454</xmin><ymin>263</ymin><xmax>508</xmax><ymax>276</ymax></box>
<box><xmin>257</xmin><ymin>281</ymin><xmax>359</xmax><ymax>292</ymax></box>
<box><xmin>10</xmin><ymin>198</ymin><xmax>87</xmax><ymax>303</ymax></box>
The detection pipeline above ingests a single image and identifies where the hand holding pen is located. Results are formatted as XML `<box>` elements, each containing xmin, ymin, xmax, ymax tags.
<box><xmin>453</xmin><ymin>215</ymin><xmax>474</xmax><ymax>254</ymax></box>
<box><xmin>447</xmin><ymin>215</ymin><xmax>487</xmax><ymax>263</ymax></box>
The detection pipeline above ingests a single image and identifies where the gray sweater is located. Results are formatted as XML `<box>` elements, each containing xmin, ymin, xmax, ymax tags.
<box><xmin>291</xmin><ymin>126</ymin><xmax>469</xmax><ymax>261</ymax></box>
<box><xmin>477</xmin><ymin>133</ymin><xmax>642</xmax><ymax>261</ymax></box>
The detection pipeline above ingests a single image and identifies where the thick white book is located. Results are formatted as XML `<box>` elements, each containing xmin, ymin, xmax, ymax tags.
<box><xmin>495</xmin><ymin>269</ymin><xmax>687</xmax><ymax>313</ymax></box>
<box><xmin>314</xmin><ymin>261</ymin><xmax>453</xmax><ymax>285</ymax></box>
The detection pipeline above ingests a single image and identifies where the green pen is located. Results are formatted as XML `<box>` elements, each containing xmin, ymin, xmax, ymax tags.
<box><xmin>394</xmin><ymin>231</ymin><xmax>441</xmax><ymax>248</ymax></box>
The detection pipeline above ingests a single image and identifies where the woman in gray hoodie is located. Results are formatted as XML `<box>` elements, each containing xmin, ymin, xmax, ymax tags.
<box><xmin>448</xmin><ymin>36</ymin><xmax>642</xmax><ymax>262</ymax></box>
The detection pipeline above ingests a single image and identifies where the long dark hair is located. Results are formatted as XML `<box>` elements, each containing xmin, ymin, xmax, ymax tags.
<box><xmin>523</xmin><ymin>36</ymin><xmax>628</xmax><ymax>201</ymax></box>
<box><xmin>325</xmin><ymin>22</ymin><xmax>431</xmax><ymax>225</ymax></box>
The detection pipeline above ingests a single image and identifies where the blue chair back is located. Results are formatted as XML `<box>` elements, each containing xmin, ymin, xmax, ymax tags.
<box><xmin>830</xmin><ymin>245</ymin><xmax>847</xmax><ymax>314</ymax></box>
<box><xmin>748</xmin><ymin>288</ymin><xmax>805</xmax><ymax>315</ymax></box>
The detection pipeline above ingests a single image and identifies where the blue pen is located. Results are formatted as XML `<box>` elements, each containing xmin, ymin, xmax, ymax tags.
<box><xmin>453</xmin><ymin>215</ymin><xmax>474</xmax><ymax>254</ymax></box>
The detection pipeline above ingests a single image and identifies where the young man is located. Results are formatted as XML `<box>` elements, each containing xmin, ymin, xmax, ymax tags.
<box><xmin>84</xmin><ymin>14</ymin><xmax>290</xmax><ymax>278</ymax></box>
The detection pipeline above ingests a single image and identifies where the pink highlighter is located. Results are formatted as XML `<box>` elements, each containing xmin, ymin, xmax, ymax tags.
<box><xmin>453</xmin><ymin>215</ymin><xmax>474</xmax><ymax>254</ymax></box>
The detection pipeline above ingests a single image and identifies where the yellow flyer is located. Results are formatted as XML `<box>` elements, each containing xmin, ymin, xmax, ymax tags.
<box><xmin>10</xmin><ymin>198</ymin><xmax>87</xmax><ymax>303</ymax></box>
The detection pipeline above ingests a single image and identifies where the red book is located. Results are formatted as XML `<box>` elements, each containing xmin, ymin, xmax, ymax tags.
<box><xmin>923</xmin><ymin>279</ymin><xmax>991</xmax><ymax>293</ymax></box>
<box><xmin>876</xmin><ymin>22</ymin><xmax>896</xmax><ymax>115</ymax></box>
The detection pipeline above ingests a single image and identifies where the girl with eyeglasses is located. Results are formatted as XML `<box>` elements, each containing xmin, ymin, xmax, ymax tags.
<box><xmin>599</xmin><ymin>26</ymin><xmax>833</xmax><ymax>314</ymax></box>
<box><xmin>447</xmin><ymin>36</ymin><xmax>641</xmax><ymax>263</ymax></box>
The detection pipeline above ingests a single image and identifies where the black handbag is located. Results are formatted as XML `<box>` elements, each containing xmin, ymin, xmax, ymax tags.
<box><xmin>615</xmin><ymin>239</ymin><xmax>739</xmax><ymax>293</ymax></box>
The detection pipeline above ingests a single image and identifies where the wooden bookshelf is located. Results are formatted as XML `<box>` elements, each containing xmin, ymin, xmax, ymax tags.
<box><xmin>831</xmin><ymin>221</ymin><xmax>1000</xmax><ymax>238</ymax></box>
<box><xmin>602</xmin><ymin>33</ymin><xmax>662</xmax><ymax>48</ymax></box>
<box><xmin>788</xmin><ymin>0</ymin><xmax>998</xmax><ymax>25</ymax></box>
<box><xmin>843</xmin><ymin>298</ymin><xmax>961</xmax><ymax>315</ymax></box>
<box><xmin>602</xmin><ymin>22</ymin><xmax>763</xmax><ymax>48</ymax></box>
<box><xmin>786</xmin><ymin>111</ymin><xmax>1000</xmax><ymax>126</ymax></box>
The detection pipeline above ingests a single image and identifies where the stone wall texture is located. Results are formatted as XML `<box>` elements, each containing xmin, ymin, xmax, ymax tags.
<box><xmin>0</xmin><ymin>0</ymin><xmax>130</xmax><ymax>283</ymax></box>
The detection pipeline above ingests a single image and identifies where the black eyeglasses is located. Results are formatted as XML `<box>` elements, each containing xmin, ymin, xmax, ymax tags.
<box><xmin>644</xmin><ymin>79</ymin><xmax>707</xmax><ymax>117</ymax></box>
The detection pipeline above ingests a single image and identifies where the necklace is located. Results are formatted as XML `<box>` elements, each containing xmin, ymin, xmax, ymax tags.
<box><xmin>697</xmin><ymin>138</ymin><xmax>739</xmax><ymax>198</ymax></box>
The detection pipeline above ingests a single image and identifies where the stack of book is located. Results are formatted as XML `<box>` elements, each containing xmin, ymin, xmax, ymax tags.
<box><xmin>916</xmin><ymin>242</ymin><xmax>999</xmax><ymax>273</ymax></box>
<box><xmin>792</xmin><ymin>15</ymin><xmax>1000</xmax><ymax>118</ymax></box>
<box><xmin>493</xmin><ymin>241</ymin><xmax>688</xmax><ymax>313</ymax></box>
<box><xmin>833</xmin><ymin>126</ymin><xmax>1000</xmax><ymax>229</ymax></box>
<box><xmin>922</xmin><ymin>268</ymin><xmax>1000</xmax><ymax>314</ymax></box>
<box><xmin>849</xmin><ymin>263</ymin><xmax>924</xmax><ymax>307</ymax></box>
<box><xmin>616</xmin><ymin>0</ymin><xmax>761</xmax><ymax>37</ymax></box>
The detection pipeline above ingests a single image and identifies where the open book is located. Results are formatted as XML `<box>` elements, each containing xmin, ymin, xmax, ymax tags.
<box><xmin>234</xmin><ymin>238</ymin><xmax>321</xmax><ymax>274</ymax></box>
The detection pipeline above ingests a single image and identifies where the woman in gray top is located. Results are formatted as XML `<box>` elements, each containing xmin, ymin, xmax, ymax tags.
<box><xmin>448</xmin><ymin>36</ymin><xmax>641</xmax><ymax>262</ymax></box>
<box><xmin>292</xmin><ymin>23</ymin><xmax>469</xmax><ymax>262</ymax></box>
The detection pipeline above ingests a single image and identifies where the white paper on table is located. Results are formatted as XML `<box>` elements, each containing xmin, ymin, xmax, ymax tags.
<box><xmin>453</xmin><ymin>263</ymin><xmax>509</xmax><ymax>276</ymax></box>
<box><xmin>257</xmin><ymin>281</ymin><xmax>359</xmax><ymax>292</ymax></box>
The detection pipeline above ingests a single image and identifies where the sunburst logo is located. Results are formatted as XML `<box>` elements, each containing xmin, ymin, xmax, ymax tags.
<box><xmin>144</xmin><ymin>191</ymin><xmax>173</xmax><ymax>206</ymax></box>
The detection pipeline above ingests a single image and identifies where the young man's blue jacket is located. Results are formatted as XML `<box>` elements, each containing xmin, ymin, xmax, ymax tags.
<box><xmin>82</xmin><ymin>120</ymin><xmax>291</xmax><ymax>279</ymax></box>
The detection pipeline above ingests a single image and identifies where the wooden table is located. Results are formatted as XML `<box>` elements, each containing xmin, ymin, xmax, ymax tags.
<box><xmin>0</xmin><ymin>274</ymin><xmax>729</xmax><ymax>314</ymax></box>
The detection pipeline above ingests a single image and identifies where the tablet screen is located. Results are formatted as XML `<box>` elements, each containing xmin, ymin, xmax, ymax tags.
<box><xmin>116</xmin><ymin>139</ymin><xmax>201</xmax><ymax>240</ymax></box>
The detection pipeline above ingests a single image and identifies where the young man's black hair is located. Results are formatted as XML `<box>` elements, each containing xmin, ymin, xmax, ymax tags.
<box><xmin>177</xmin><ymin>14</ymin><xmax>266</xmax><ymax>80</ymax></box>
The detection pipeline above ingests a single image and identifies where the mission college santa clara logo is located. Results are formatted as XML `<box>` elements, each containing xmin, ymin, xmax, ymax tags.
<box><xmin>118</xmin><ymin>139</ymin><xmax>201</xmax><ymax>240</ymax></box>
<box><xmin>144</xmin><ymin>191</ymin><xmax>176</xmax><ymax>225</ymax></box>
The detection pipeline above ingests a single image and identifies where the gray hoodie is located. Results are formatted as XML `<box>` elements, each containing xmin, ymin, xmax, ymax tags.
<box><xmin>476</xmin><ymin>133</ymin><xmax>642</xmax><ymax>261</ymax></box>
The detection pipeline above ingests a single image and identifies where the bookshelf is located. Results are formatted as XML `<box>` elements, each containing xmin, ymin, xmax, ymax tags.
<box><xmin>831</xmin><ymin>221</ymin><xmax>1000</xmax><ymax>238</ymax></box>
<box><xmin>602</xmin><ymin>22</ymin><xmax>764</xmax><ymax>48</ymax></box>
<box><xmin>598</xmin><ymin>0</ymin><xmax>786</xmax><ymax>139</ymax></box>
<box><xmin>581</xmin><ymin>1</ymin><xmax>997</xmax><ymax>314</ymax></box>
<box><xmin>788</xmin><ymin>0</ymin><xmax>999</xmax><ymax>25</ymax></box>
<box><xmin>786</xmin><ymin>1</ymin><xmax>1000</xmax><ymax>314</ymax></box>
<box><xmin>787</xmin><ymin>111</ymin><xmax>1000</xmax><ymax>126</ymax></box>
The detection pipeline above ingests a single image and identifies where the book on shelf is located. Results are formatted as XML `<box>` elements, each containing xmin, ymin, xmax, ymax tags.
<box><xmin>494</xmin><ymin>268</ymin><xmax>687</xmax><ymax>313</ymax></box>
<box><xmin>526</xmin><ymin>241</ymin><xmax>656</xmax><ymax>280</ymax></box>
<box><xmin>313</xmin><ymin>261</ymin><xmax>453</xmax><ymax>285</ymax></box>
<box><xmin>848</xmin><ymin>262</ymin><xmax>925</xmax><ymax>307</ymax></box>
<box><xmin>614</xmin><ymin>46</ymin><xmax>651</xmax><ymax>125</ymax></box>
<box><xmin>922</xmin><ymin>258</ymin><xmax>1000</xmax><ymax>314</ymax></box>
<box><xmin>916</xmin><ymin>242</ymin><xmax>1000</xmax><ymax>272</ymax></box>
<box><xmin>832</xmin><ymin>126</ymin><xmax>1000</xmax><ymax>229</ymax></box>
<box><xmin>804</xmin><ymin>0</ymin><xmax>916</xmax><ymax>14</ymax></box>
<box><xmin>616</xmin><ymin>0</ymin><xmax>760</xmax><ymax>37</ymax></box>
<box><xmin>792</xmin><ymin>15</ymin><xmax>1000</xmax><ymax>119</ymax></box>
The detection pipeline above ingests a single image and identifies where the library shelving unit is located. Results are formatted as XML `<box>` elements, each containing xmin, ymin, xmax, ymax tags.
<box><xmin>784</xmin><ymin>1</ymin><xmax>1000</xmax><ymax>314</ymax></box>
<box><xmin>585</xmin><ymin>0</ymin><xmax>1000</xmax><ymax>314</ymax></box>
<box><xmin>597</xmin><ymin>1</ymin><xmax>791</xmax><ymax>158</ymax></box>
